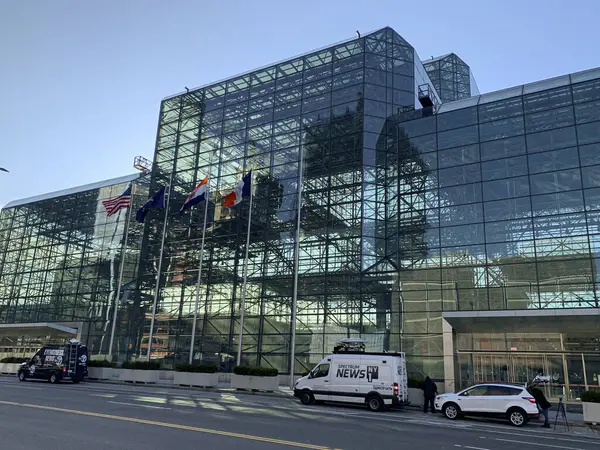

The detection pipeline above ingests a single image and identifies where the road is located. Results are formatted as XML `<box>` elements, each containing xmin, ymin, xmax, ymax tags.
<box><xmin>0</xmin><ymin>377</ymin><xmax>597</xmax><ymax>450</ymax></box>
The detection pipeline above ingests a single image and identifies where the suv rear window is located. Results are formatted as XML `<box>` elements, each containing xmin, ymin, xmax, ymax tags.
<box><xmin>486</xmin><ymin>386</ymin><xmax>522</xmax><ymax>396</ymax></box>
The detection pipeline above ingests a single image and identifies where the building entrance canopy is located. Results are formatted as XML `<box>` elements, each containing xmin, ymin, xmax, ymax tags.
<box><xmin>443</xmin><ymin>309</ymin><xmax>600</xmax><ymax>334</ymax></box>
<box><xmin>0</xmin><ymin>323</ymin><xmax>78</xmax><ymax>337</ymax></box>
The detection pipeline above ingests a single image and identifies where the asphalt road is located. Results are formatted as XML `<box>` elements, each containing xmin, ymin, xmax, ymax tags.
<box><xmin>0</xmin><ymin>377</ymin><xmax>597</xmax><ymax>450</ymax></box>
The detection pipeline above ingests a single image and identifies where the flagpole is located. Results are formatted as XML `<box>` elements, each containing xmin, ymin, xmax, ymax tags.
<box><xmin>236</xmin><ymin>170</ymin><xmax>254</xmax><ymax>366</ymax></box>
<box><xmin>108</xmin><ymin>184</ymin><xmax>135</xmax><ymax>361</ymax></box>
<box><xmin>289</xmin><ymin>145</ymin><xmax>304</xmax><ymax>389</ymax></box>
<box><xmin>147</xmin><ymin>173</ymin><xmax>173</xmax><ymax>361</ymax></box>
<box><xmin>189</xmin><ymin>182</ymin><xmax>211</xmax><ymax>364</ymax></box>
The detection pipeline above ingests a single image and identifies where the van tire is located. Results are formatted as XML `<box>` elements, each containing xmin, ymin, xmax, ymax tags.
<box><xmin>18</xmin><ymin>372</ymin><xmax>26</xmax><ymax>382</ymax></box>
<box><xmin>299</xmin><ymin>391</ymin><xmax>314</xmax><ymax>406</ymax></box>
<box><xmin>49</xmin><ymin>373</ymin><xmax>58</xmax><ymax>384</ymax></box>
<box><xmin>71</xmin><ymin>377</ymin><xmax>81</xmax><ymax>384</ymax></box>
<box><xmin>366</xmin><ymin>394</ymin><xmax>384</xmax><ymax>412</ymax></box>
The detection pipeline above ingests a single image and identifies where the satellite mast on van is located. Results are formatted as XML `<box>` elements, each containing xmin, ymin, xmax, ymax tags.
<box><xmin>333</xmin><ymin>338</ymin><xmax>366</xmax><ymax>354</ymax></box>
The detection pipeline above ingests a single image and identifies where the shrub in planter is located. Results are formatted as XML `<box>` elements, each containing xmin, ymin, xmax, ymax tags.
<box><xmin>175</xmin><ymin>364</ymin><xmax>217</xmax><ymax>373</ymax></box>
<box><xmin>121</xmin><ymin>361</ymin><xmax>160</xmax><ymax>370</ymax></box>
<box><xmin>0</xmin><ymin>357</ymin><xmax>27</xmax><ymax>364</ymax></box>
<box><xmin>174</xmin><ymin>364</ymin><xmax>218</xmax><ymax>387</ymax></box>
<box><xmin>232</xmin><ymin>366</ymin><xmax>279</xmax><ymax>391</ymax></box>
<box><xmin>233</xmin><ymin>366</ymin><xmax>278</xmax><ymax>377</ymax></box>
<box><xmin>88</xmin><ymin>360</ymin><xmax>116</xmax><ymax>368</ymax></box>
<box><xmin>581</xmin><ymin>391</ymin><xmax>600</xmax><ymax>403</ymax></box>
<box><xmin>119</xmin><ymin>361</ymin><xmax>161</xmax><ymax>383</ymax></box>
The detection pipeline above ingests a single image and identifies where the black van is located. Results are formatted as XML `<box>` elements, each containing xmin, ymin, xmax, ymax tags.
<box><xmin>17</xmin><ymin>339</ymin><xmax>88</xmax><ymax>384</ymax></box>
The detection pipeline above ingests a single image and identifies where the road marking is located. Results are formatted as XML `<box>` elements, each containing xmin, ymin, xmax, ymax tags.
<box><xmin>494</xmin><ymin>438</ymin><xmax>587</xmax><ymax>450</ymax></box>
<box><xmin>454</xmin><ymin>446</ymin><xmax>490</xmax><ymax>450</ymax></box>
<box><xmin>0</xmin><ymin>400</ymin><xmax>334</xmax><ymax>449</ymax></box>
<box><xmin>107</xmin><ymin>401</ymin><xmax>171</xmax><ymax>410</ymax></box>
<box><xmin>475</xmin><ymin>427</ymin><xmax>598</xmax><ymax>444</ymax></box>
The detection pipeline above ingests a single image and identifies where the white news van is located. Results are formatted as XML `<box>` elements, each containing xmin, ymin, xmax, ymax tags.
<box><xmin>294</xmin><ymin>351</ymin><xmax>409</xmax><ymax>411</ymax></box>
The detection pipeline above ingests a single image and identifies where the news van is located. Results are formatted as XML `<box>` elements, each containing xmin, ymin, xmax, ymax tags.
<box><xmin>294</xmin><ymin>340</ymin><xmax>408</xmax><ymax>411</ymax></box>
<box><xmin>17</xmin><ymin>339</ymin><xmax>88</xmax><ymax>384</ymax></box>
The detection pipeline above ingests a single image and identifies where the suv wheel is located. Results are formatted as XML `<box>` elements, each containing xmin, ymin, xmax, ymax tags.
<box><xmin>508</xmin><ymin>407</ymin><xmax>527</xmax><ymax>427</ymax></box>
<box><xmin>49</xmin><ymin>373</ymin><xmax>58</xmax><ymax>384</ymax></box>
<box><xmin>443</xmin><ymin>402</ymin><xmax>460</xmax><ymax>420</ymax></box>
<box><xmin>18</xmin><ymin>371</ymin><xmax>26</xmax><ymax>382</ymax></box>
<box><xmin>299</xmin><ymin>391</ymin><xmax>314</xmax><ymax>406</ymax></box>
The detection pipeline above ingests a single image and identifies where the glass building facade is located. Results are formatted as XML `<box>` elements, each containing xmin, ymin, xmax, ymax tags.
<box><xmin>1</xmin><ymin>27</ymin><xmax>600</xmax><ymax>397</ymax></box>
<box><xmin>423</xmin><ymin>53</ymin><xmax>479</xmax><ymax>102</ymax></box>
<box><xmin>0</xmin><ymin>174</ymin><xmax>148</xmax><ymax>358</ymax></box>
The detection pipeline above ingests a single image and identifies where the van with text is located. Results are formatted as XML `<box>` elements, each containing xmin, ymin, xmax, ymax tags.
<box><xmin>294</xmin><ymin>351</ymin><xmax>408</xmax><ymax>411</ymax></box>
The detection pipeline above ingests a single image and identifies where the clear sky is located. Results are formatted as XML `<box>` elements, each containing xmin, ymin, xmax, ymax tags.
<box><xmin>1</xmin><ymin>0</ymin><xmax>598</xmax><ymax>208</ymax></box>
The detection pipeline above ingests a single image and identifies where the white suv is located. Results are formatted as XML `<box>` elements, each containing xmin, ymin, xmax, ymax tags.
<box><xmin>435</xmin><ymin>383</ymin><xmax>539</xmax><ymax>427</ymax></box>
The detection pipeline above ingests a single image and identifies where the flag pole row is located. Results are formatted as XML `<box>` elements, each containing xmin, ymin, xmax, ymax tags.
<box><xmin>102</xmin><ymin>167</ymin><xmax>255</xmax><ymax>364</ymax></box>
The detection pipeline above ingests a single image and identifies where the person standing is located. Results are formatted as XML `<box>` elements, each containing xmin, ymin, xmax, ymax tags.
<box><xmin>422</xmin><ymin>376</ymin><xmax>438</xmax><ymax>413</ymax></box>
<box><xmin>530</xmin><ymin>387</ymin><xmax>552</xmax><ymax>428</ymax></box>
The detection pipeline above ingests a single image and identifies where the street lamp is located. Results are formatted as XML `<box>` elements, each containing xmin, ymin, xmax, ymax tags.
<box><xmin>0</xmin><ymin>168</ymin><xmax>8</xmax><ymax>173</ymax></box>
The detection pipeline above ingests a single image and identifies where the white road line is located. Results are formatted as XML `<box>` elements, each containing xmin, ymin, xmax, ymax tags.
<box><xmin>2</xmin><ymin>385</ymin><xmax>43</xmax><ymax>390</ymax></box>
<box><xmin>494</xmin><ymin>438</ymin><xmax>587</xmax><ymax>450</ymax></box>
<box><xmin>107</xmin><ymin>400</ymin><xmax>171</xmax><ymax>411</ymax></box>
<box><xmin>474</xmin><ymin>427</ymin><xmax>598</xmax><ymax>445</ymax></box>
<box><xmin>454</xmin><ymin>446</ymin><xmax>490</xmax><ymax>450</ymax></box>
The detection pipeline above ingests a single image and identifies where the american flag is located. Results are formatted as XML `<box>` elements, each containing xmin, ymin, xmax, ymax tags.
<box><xmin>102</xmin><ymin>185</ymin><xmax>132</xmax><ymax>217</ymax></box>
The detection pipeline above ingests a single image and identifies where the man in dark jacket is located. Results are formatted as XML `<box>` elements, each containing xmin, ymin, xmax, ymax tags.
<box><xmin>530</xmin><ymin>388</ymin><xmax>552</xmax><ymax>428</ymax></box>
<box><xmin>422</xmin><ymin>376</ymin><xmax>438</xmax><ymax>413</ymax></box>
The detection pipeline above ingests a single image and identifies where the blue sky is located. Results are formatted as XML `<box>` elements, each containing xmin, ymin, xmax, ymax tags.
<box><xmin>1</xmin><ymin>0</ymin><xmax>598</xmax><ymax>208</ymax></box>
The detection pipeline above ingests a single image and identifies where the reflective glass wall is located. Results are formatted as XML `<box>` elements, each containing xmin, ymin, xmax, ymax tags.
<box><xmin>137</xmin><ymin>27</ymin><xmax>426</xmax><ymax>373</ymax></box>
<box><xmin>423</xmin><ymin>53</ymin><xmax>477</xmax><ymax>102</ymax></box>
<box><xmin>393</xmin><ymin>69</ymin><xmax>600</xmax><ymax>378</ymax></box>
<box><xmin>0</xmin><ymin>175</ymin><xmax>147</xmax><ymax>357</ymax></box>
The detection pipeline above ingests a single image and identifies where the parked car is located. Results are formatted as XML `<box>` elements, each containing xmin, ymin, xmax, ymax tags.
<box><xmin>435</xmin><ymin>383</ymin><xmax>539</xmax><ymax>427</ymax></box>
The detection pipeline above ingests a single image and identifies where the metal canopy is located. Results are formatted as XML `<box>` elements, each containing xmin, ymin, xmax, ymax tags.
<box><xmin>443</xmin><ymin>309</ymin><xmax>600</xmax><ymax>334</ymax></box>
<box><xmin>0</xmin><ymin>323</ymin><xmax>78</xmax><ymax>336</ymax></box>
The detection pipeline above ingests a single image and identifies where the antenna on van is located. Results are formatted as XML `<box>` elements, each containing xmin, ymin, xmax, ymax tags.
<box><xmin>333</xmin><ymin>338</ymin><xmax>366</xmax><ymax>354</ymax></box>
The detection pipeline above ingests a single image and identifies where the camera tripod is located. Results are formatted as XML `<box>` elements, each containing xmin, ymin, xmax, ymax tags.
<box><xmin>553</xmin><ymin>397</ymin><xmax>569</xmax><ymax>431</ymax></box>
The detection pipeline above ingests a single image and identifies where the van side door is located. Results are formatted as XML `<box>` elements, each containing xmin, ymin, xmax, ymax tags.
<box><xmin>311</xmin><ymin>362</ymin><xmax>331</xmax><ymax>402</ymax></box>
<box><xmin>27</xmin><ymin>353</ymin><xmax>44</xmax><ymax>380</ymax></box>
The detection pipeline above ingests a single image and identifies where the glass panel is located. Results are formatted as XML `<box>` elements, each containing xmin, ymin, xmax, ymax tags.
<box><xmin>437</xmin><ymin>107</ymin><xmax>478</xmax><ymax>132</ymax></box>
<box><xmin>526</xmin><ymin>127</ymin><xmax>577</xmax><ymax>153</ymax></box>
<box><xmin>438</xmin><ymin>144</ymin><xmax>480</xmax><ymax>168</ymax></box>
<box><xmin>481</xmin><ymin>156</ymin><xmax>528</xmax><ymax>181</ymax></box>
<box><xmin>530</xmin><ymin>169</ymin><xmax>582</xmax><ymax>194</ymax></box>
<box><xmin>523</xmin><ymin>85</ymin><xmax>572</xmax><ymax>113</ymax></box>
<box><xmin>527</xmin><ymin>147</ymin><xmax>579</xmax><ymax>174</ymax></box>
<box><xmin>577</xmin><ymin>121</ymin><xmax>600</xmax><ymax>145</ymax></box>
<box><xmin>525</xmin><ymin>107</ymin><xmax>575</xmax><ymax>133</ymax></box>
<box><xmin>483</xmin><ymin>177</ymin><xmax>530</xmax><ymax>201</ymax></box>
<box><xmin>438</xmin><ymin>125</ymin><xmax>479</xmax><ymax>150</ymax></box>
<box><xmin>479</xmin><ymin>117</ymin><xmax>524</xmax><ymax>142</ymax></box>
<box><xmin>480</xmin><ymin>135</ymin><xmax>526</xmax><ymax>161</ymax></box>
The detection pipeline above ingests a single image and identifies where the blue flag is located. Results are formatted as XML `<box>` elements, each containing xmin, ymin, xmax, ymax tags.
<box><xmin>136</xmin><ymin>187</ymin><xmax>166</xmax><ymax>223</ymax></box>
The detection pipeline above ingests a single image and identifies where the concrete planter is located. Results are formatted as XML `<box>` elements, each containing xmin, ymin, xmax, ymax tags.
<box><xmin>408</xmin><ymin>387</ymin><xmax>424</xmax><ymax>407</ymax></box>
<box><xmin>174</xmin><ymin>372</ymin><xmax>218</xmax><ymax>388</ymax></box>
<box><xmin>231</xmin><ymin>374</ymin><xmax>279</xmax><ymax>392</ymax></box>
<box><xmin>87</xmin><ymin>367</ymin><xmax>121</xmax><ymax>381</ymax></box>
<box><xmin>583</xmin><ymin>402</ymin><xmax>600</xmax><ymax>424</ymax></box>
<box><xmin>119</xmin><ymin>369</ymin><xmax>160</xmax><ymax>384</ymax></box>
<box><xmin>0</xmin><ymin>363</ymin><xmax>21</xmax><ymax>374</ymax></box>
